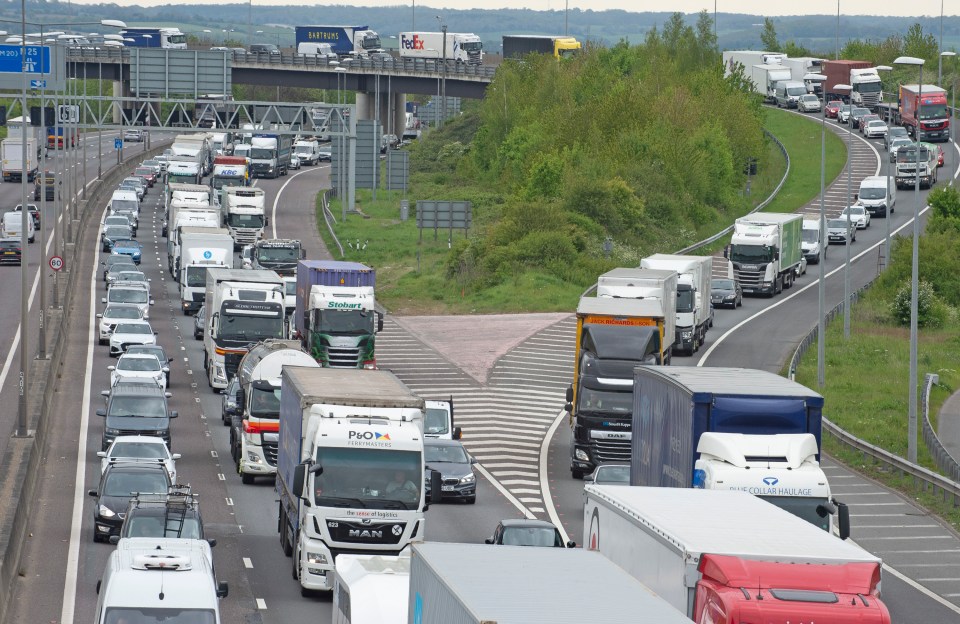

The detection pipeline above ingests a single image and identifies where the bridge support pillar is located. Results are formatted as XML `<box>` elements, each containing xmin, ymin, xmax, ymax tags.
<box><xmin>390</xmin><ymin>93</ymin><xmax>406</xmax><ymax>140</ymax></box>
<box><xmin>111</xmin><ymin>81</ymin><xmax>129</xmax><ymax>124</ymax></box>
<box><xmin>355</xmin><ymin>91</ymin><xmax>407</xmax><ymax>140</ymax></box>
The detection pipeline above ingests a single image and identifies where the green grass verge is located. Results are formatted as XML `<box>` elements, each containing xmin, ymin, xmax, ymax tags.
<box><xmin>792</xmin><ymin>293</ymin><xmax>960</xmax><ymax>530</ymax></box>
<box><xmin>317</xmin><ymin>107</ymin><xmax>844</xmax><ymax>314</ymax></box>
<box><xmin>761</xmin><ymin>108</ymin><xmax>847</xmax><ymax>214</ymax></box>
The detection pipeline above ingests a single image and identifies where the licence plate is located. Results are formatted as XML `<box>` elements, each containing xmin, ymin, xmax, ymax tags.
<box><xmin>441</xmin><ymin>485</ymin><xmax>455</xmax><ymax>492</ymax></box>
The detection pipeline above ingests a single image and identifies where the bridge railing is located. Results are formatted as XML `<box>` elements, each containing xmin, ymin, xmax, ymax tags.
<box><xmin>64</xmin><ymin>47</ymin><xmax>499</xmax><ymax>79</ymax></box>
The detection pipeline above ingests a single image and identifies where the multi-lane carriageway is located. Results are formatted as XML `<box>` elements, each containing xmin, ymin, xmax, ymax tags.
<box><xmin>4</xmin><ymin>111</ymin><xmax>960</xmax><ymax>623</ymax></box>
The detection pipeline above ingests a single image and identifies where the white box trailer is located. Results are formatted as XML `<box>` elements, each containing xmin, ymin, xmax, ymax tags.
<box><xmin>398</xmin><ymin>31</ymin><xmax>483</xmax><ymax>65</ymax></box>
<box><xmin>408</xmin><ymin>542</ymin><xmax>691</xmax><ymax>624</ymax></box>
<box><xmin>722</xmin><ymin>50</ymin><xmax>785</xmax><ymax>77</ymax></box>
<box><xmin>332</xmin><ymin>552</ymin><xmax>410</xmax><ymax>624</ymax></box>
<box><xmin>640</xmin><ymin>254</ymin><xmax>713</xmax><ymax>354</ymax></box>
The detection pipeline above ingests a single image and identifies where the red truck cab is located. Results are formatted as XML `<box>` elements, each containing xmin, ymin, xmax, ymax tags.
<box><xmin>899</xmin><ymin>84</ymin><xmax>950</xmax><ymax>142</ymax></box>
<box><xmin>694</xmin><ymin>554</ymin><xmax>891</xmax><ymax>624</ymax></box>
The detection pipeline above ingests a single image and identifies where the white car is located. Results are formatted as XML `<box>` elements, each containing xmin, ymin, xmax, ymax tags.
<box><xmin>289</xmin><ymin>153</ymin><xmax>301</xmax><ymax>170</ymax></box>
<box><xmin>97</xmin><ymin>435</ymin><xmax>180</xmax><ymax>483</ymax></box>
<box><xmin>841</xmin><ymin>204</ymin><xmax>870</xmax><ymax>229</ymax></box>
<box><xmin>108</xmin><ymin>353</ymin><xmax>168</xmax><ymax>390</ymax></box>
<box><xmin>798</xmin><ymin>94</ymin><xmax>821</xmax><ymax>113</ymax></box>
<box><xmin>794</xmin><ymin>253</ymin><xmax>808</xmax><ymax>277</ymax></box>
<box><xmin>97</xmin><ymin>303</ymin><xmax>144</xmax><ymax>345</ymax></box>
<box><xmin>108</xmin><ymin>319</ymin><xmax>157</xmax><ymax>357</ymax></box>
<box><xmin>103</xmin><ymin>283</ymin><xmax>153</xmax><ymax>319</ymax></box>
<box><xmin>863</xmin><ymin>119</ymin><xmax>889</xmax><ymax>139</ymax></box>
<box><xmin>827</xmin><ymin>217</ymin><xmax>856</xmax><ymax>244</ymax></box>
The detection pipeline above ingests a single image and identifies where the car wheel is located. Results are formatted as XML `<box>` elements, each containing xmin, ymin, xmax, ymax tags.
<box><xmin>466</xmin><ymin>497</ymin><xmax>477</xmax><ymax>505</ymax></box>
<box><xmin>98</xmin><ymin>337</ymin><xmax>107</xmax><ymax>346</ymax></box>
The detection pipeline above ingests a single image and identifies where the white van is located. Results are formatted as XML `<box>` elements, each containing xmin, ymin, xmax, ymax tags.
<box><xmin>297</xmin><ymin>42</ymin><xmax>337</xmax><ymax>60</ymax></box>
<box><xmin>775</xmin><ymin>80</ymin><xmax>808</xmax><ymax>108</ymax></box>
<box><xmin>94</xmin><ymin>538</ymin><xmax>227</xmax><ymax>624</ymax></box>
<box><xmin>801</xmin><ymin>218</ymin><xmax>824</xmax><ymax>264</ymax></box>
<box><xmin>857</xmin><ymin>175</ymin><xmax>896</xmax><ymax>217</ymax></box>
<box><xmin>2</xmin><ymin>210</ymin><xmax>34</xmax><ymax>243</ymax></box>
<box><xmin>110</xmin><ymin>189</ymin><xmax>141</xmax><ymax>228</ymax></box>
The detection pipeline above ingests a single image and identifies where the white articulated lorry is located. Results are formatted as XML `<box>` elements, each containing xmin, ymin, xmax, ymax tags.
<box><xmin>640</xmin><ymin>254</ymin><xmax>712</xmax><ymax>355</ymax></box>
<box><xmin>164</xmin><ymin>182</ymin><xmax>214</xmax><ymax>237</ymax></box>
<box><xmin>167</xmin><ymin>207</ymin><xmax>219</xmax><ymax>277</ymax></box>
<box><xmin>725</xmin><ymin>212</ymin><xmax>803</xmax><ymax>296</ymax></box>
<box><xmin>721</xmin><ymin>50</ymin><xmax>785</xmax><ymax>77</ymax></box>
<box><xmin>398</xmin><ymin>31</ymin><xmax>484</xmax><ymax>65</ymax></box>
<box><xmin>277</xmin><ymin>367</ymin><xmax>440</xmax><ymax>595</ymax></box>
<box><xmin>234</xmin><ymin>339</ymin><xmax>319</xmax><ymax>484</ymax></box>
<box><xmin>220</xmin><ymin>186</ymin><xmax>266</xmax><ymax>249</ymax></box>
<box><xmin>584</xmin><ymin>486</ymin><xmax>891</xmax><ymax>624</ymax></box>
<box><xmin>204</xmin><ymin>268</ymin><xmax>285</xmax><ymax>389</ymax></box>
<box><xmin>1</xmin><ymin>137</ymin><xmax>38</xmax><ymax>182</ymax></box>
<box><xmin>178</xmin><ymin>227</ymin><xmax>234</xmax><ymax>315</ymax></box>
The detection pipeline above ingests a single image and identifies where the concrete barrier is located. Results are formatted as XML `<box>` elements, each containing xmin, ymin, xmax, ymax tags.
<box><xmin>0</xmin><ymin>140</ymin><xmax>170</xmax><ymax>624</ymax></box>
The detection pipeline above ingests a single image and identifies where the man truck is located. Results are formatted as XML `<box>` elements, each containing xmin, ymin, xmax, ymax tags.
<box><xmin>584</xmin><ymin>486</ymin><xmax>889</xmax><ymax>624</ymax></box>
<box><xmin>203</xmin><ymin>268</ymin><xmax>285</xmax><ymax>389</ymax></box>
<box><xmin>295</xmin><ymin>260</ymin><xmax>382</xmax><ymax>368</ymax></box>
<box><xmin>178</xmin><ymin>227</ymin><xmax>234</xmax><ymax>315</ymax></box>
<box><xmin>234</xmin><ymin>339</ymin><xmax>319</xmax><ymax>484</ymax></box>
<box><xmin>885</xmin><ymin>84</ymin><xmax>950</xmax><ymax>142</ymax></box>
<box><xmin>566</xmin><ymin>268</ymin><xmax>677</xmax><ymax>479</ymax></box>
<box><xmin>725</xmin><ymin>213</ymin><xmax>802</xmax><ymax>296</ymax></box>
<box><xmin>628</xmin><ymin>365</ymin><xmax>847</xmax><ymax>533</ymax></box>
<box><xmin>640</xmin><ymin>254</ymin><xmax>712</xmax><ymax>355</ymax></box>
<box><xmin>277</xmin><ymin>367</ymin><xmax>439</xmax><ymax>595</ymax></box>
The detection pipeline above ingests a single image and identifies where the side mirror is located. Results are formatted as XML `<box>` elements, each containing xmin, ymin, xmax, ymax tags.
<box><xmin>484</xmin><ymin>537</ymin><xmax>494</xmax><ymax>545</ymax></box>
<box><xmin>150</xmin><ymin>299</ymin><xmax>155</xmax><ymax>305</ymax></box>
<box><xmin>96</xmin><ymin>314</ymin><xmax>103</xmax><ymax>319</ymax></box>
<box><xmin>107</xmin><ymin>366</ymin><xmax>116</xmax><ymax>372</ymax></box>
<box><xmin>216</xmin><ymin>582</ymin><xmax>229</xmax><ymax>598</ymax></box>
<box><xmin>837</xmin><ymin>501</ymin><xmax>850</xmax><ymax>540</ymax></box>
<box><xmin>565</xmin><ymin>386</ymin><xmax>573</xmax><ymax>402</ymax></box>
<box><xmin>108</xmin><ymin>536</ymin><xmax>120</xmax><ymax>545</ymax></box>
<box><xmin>172</xmin><ymin>453</ymin><xmax>182</xmax><ymax>460</ymax></box>
<box><xmin>101</xmin><ymin>297</ymin><xmax>106</xmax><ymax>304</ymax></box>
<box><xmin>564</xmin><ymin>403</ymin><xmax>573</xmax><ymax>413</ymax></box>
<box><xmin>165</xmin><ymin>392</ymin><xmax>172</xmax><ymax>398</ymax></box>
<box><xmin>96</xmin><ymin>451</ymin><xmax>106</xmax><ymax>458</ymax></box>
<box><xmin>96</xmin><ymin>579</ymin><xmax>101</xmax><ymax>595</ymax></box>
<box><xmin>169</xmin><ymin>411</ymin><xmax>179</xmax><ymax>419</ymax></box>
<box><xmin>723</xmin><ymin>245</ymin><xmax>729</xmax><ymax>259</ymax></box>
<box><xmin>96</xmin><ymin>409</ymin><xmax>107</xmax><ymax>417</ymax></box>
<box><xmin>453</xmin><ymin>426</ymin><xmax>462</xmax><ymax>440</ymax></box>
<box><xmin>377</xmin><ymin>312</ymin><xmax>384</xmax><ymax>333</ymax></box>
<box><xmin>100</xmin><ymin>390</ymin><xmax>110</xmax><ymax>397</ymax></box>
<box><xmin>88</xmin><ymin>490</ymin><xmax>98</xmax><ymax>497</ymax></box>
<box><xmin>207</xmin><ymin>538</ymin><xmax>217</xmax><ymax>548</ymax></box>
<box><xmin>429</xmin><ymin>470</ymin><xmax>442</xmax><ymax>504</ymax></box>
<box><xmin>293</xmin><ymin>463</ymin><xmax>307</xmax><ymax>502</ymax></box>
<box><xmin>469</xmin><ymin>456</ymin><xmax>477</xmax><ymax>465</ymax></box>
<box><xmin>566</xmin><ymin>540</ymin><xmax>577</xmax><ymax>548</ymax></box>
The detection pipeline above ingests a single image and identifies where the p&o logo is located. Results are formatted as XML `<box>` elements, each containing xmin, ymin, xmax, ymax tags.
<box><xmin>348</xmin><ymin>431</ymin><xmax>391</xmax><ymax>440</ymax></box>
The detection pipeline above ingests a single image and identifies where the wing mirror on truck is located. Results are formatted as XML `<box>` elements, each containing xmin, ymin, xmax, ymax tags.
<box><xmin>837</xmin><ymin>501</ymin><xmax>850</xmax><ymax>540</ymax></box>
<box><xmin>429</xmin><ymin>470</ymin><xmax>443</xmax><ymax>505</ymax></box>
<box><xmin>377</xmin><ymin>312</ymin><xmax>384</xmax><ymax>332</ymax></box>
<box><xmin>453</xmin><ymin>426</ymin><xmax>462</xmax><ymax>440</ymax></box>
<box><xmin>216</xmin><ymin>582</ymin><xmax>229</xmax><ymax>598</ymax></box>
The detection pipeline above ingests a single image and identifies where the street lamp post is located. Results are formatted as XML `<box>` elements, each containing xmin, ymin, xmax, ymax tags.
<box><xmin>807</xmin><ymin>73</ymin><xmax>829</xmax><ymax>388</ymax></box>
<box><xmin>834</xmin><ymin>81</ymin><xmax>853</xmax><ymax>340</ymax></box>
<box><xmin>940</xmin><ymin>0</ymin><xmax>945</xmax><ymax>86</ymax></box>
<box><xmin>894</xmin><ymin>56</ymin><xmax>925</xmax><ymax>465</ymax></box>
<box><xmin>436</xmin><ymin>17</ymin><xmax>447</xmax><ymax>130</ymax></box>
<box><xmin>335</xmin><ymin>66</ymin><xmax>348</xmax><ymax>221</ymax></box>
<box><xmin>875</xmin><ymin>64</ymin><xmax>893</xmax><ymax>262</ymax></box>
<box><xmin>942</xmin><ymin>52</ymin><xmax>957</xmax><ymax>185</ymax></box>
<box><xmin>835</xmin><ymin>0</ymin><xmax>841</xmax><ymax>60</ymax></box>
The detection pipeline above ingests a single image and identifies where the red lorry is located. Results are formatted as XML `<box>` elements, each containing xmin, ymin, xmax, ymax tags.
<box><xmin>889</xmin><ymin>84</ymin><xmax>950</xmax><ymax>142</ymax></box>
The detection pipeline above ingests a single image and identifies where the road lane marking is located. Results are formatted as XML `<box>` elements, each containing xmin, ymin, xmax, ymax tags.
<box><xmin>269</xmin><ymin>167</ymin><xmax>326</xmax><ymax>239</ymax></box>
<box><xmin>256</xmin><ymin>598</ymin><xmax>267</xmax><ymax>609</ymax></box>
<box><xmin>243</xmin><ymin>558</ymin><xmax>253</xmax><ymax>569</ymax></box>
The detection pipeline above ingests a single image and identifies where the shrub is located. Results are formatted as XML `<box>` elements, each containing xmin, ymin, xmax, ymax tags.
<box><xmin>890</xmin><ymin>280</ymin><xmax>948</xmax><ymax>328</ymax></box>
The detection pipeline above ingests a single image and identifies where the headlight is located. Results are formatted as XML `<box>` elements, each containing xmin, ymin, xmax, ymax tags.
<box><xmin>306</xmin><ymin>551</ymin><xmax>328</xmax><ymax>565</ymax></box>
<box><xmin>98</xmin><ymin>505</ymin><xmax>116</xmax><ymax>518</ymax></box>
<box><xmin>246</xmin><ymin>450</ymin><xmax>263</xmax><ymax>462</ymax></box>
<box><xmin>724</xmin><ymin>295</ymin><xmax>735</xmax><ymax>301</ymax></box>
<box><xmin>575</xmin><ymin>448</ymin><xmax>590</xmax><ymax>461</ymax></box>
<box><xmin>460</xmin><ymin>473</ymin><xmax>476</xmax><ymax>484</ymax></box>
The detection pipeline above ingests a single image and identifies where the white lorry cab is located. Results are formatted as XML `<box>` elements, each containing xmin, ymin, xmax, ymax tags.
<box><xmin>94</xmin><ymin>538</ymin><xmax>228</xmax><ymax>624</ymax></box>
<box><xmin>857</xmin><ymin>175</ymin><xmax>896</xmax><ymax>217</ymax></box>
<box><xmin>2</xmin><ymin>210</ymin><xmax>34</xmax><ymax>243</ymax></box>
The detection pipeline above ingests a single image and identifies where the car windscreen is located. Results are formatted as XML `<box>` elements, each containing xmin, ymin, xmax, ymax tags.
<box><xmin>110</xmin><ymin>290</ymin><xmax>148</xmax><ymax>304</ymax></box>
<box><xmin>102</xmin><ymin>471</ymin><xmax>169</xmax><ymax>496</ymax></box>
<box><xmin>425</xmin><ymin>444</ymin><xmax>468</xmax><ymax>463</ymax></box>
<box><xmin>105</xmin><ymin>307</ymin><xmax>142</xmax><ymax>320</ymax></box>
<box><xmin>113</xmin><ymin>322</ymin><xmax>151</xmax><ymax>335</ymax></box>
<box><xmin>110</xmin><ymin>441</ymin><xmax>168</xmax><ymax>459</ymax></box>
<box><xmin>107</xmin><ymin>396</ymin><xmax>166</xmax><ymax>418</ymax></box>
<box><xmin>117</xmin><ymin>357</ymin><xmax>161</xmax><ymax>372</ymax></box>
<box><xmin>712</xmin><ymin>279</ymin><xmax>735</xmax><ymax>290</ymax></box>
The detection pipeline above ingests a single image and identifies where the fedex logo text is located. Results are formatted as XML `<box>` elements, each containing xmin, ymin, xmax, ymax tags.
<box><xmin>401</xmin><ymin>35</ymin><xmax>426</xmax><ymax>50</ymax></box>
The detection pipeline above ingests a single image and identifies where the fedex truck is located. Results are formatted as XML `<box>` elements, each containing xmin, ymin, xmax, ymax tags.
<box><xmin>398</xmin><ymin>32</ymin><xmax>483</xmax><ymax>65</ymax></box>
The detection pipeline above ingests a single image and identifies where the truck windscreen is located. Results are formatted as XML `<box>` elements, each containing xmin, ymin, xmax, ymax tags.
<box><xmin>313</xmin><ymin>447</ymin><xmax>421</xmax><ymax>510</ymax></box>
<box><xmin>577</xmin><ymin>387</ymin><xmax>632</xmax><ymax>415</ymax></box>
<box><xmin>730</xmin><ymin>244</ymin><xmax>774</xmax><ymax>263</ymax></box>
<box><xmin>227</xmin><ymin>214</ymin><xmax>265</xmax><ymax>228</ymax></box>
<box><xmin>256</xmin><ymin>246</ymin><xmax>299</xmax><ymax>261</ymax></box>
<box><xmin>317</xmin><ymin>309</ymin><xmax>375</xmax><ymax>335</ymax></box>
<box><xmin>185</xmin><ymin>266</ymin><xmax>209</xmax><ymax>288</ymax></box>
<box><xmin>802</xmin><ymin>229</ymin><xmax>819</xmax><ymax>243</ymax></box>
<box><xmin>219</xmin><ymin>303</ymin><xmax>284</xmax><ymax>342</ymax></box>
<box><xmin>856</xmin><ymin>81</ymin><xmax>882</xmax><ymax>94</ymax></box>
<box><xmin>920</xmin><ymin>104</ymin><xmax>948</xmax><ymax>119</ymax></box>
<box><xmin>759</xmin><ymin>495</ymin><xmax>831</xmax><ymax>531</ymax></box>
<box><xmin>250</xmin><ymin>148</ymin><xmax>274</xmax><ymax>159</ymax></box>
<box><xmin>249</xmin><ymin>384</ymin><xmax>281</xmax><ymax>417</ymax></box>
<box><xmin>676</xmin><ymin>289</ymin><xmax>694</xmax><ymax>313</ymax></box>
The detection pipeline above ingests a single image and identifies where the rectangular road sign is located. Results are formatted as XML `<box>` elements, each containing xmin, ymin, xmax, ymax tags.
<box><xmin>30</xmin><ymin>79</ymin><xmax>46</xmax><ymax>88</ymax></box>
<box><xmin>114</xmin><ymin>138</ymin><xmax>122</xmax><ymax>150</ymax></box>
<box><xmin>58</xmin><ymin>105</ymin><xmax>79</xmax><ymax>123</ymax></box>
<box><xmin>0</xmin><ymin>45</ymin><xmax>50</xmax><ymax>74</ymax></box>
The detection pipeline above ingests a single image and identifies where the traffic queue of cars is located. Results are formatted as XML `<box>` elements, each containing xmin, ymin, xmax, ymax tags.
<box><xmin>88</xmin><ymin>155</ymin><xmax>228</xmax><ymax>623</ymax></box>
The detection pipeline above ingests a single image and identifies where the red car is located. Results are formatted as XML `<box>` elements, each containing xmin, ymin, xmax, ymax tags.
<box><xmin>134</xmin><ymin>167</ymin><xmax>156</xmax><ymax>187</ymax></box>
<box><xmin>824</xmin><ymin>100</ymin><xmax>843</xmax><ymax>119</ymax></box>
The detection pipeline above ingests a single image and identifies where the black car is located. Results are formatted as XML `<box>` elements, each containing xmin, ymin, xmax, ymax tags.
<box><xmin>101</xmin><ymin>225</ymin><xmax>134</xmax><ymax>252</ymax></box>
<box><xmin>423</xmin><ymin>439</ymin><xmax>477</xmax><ymax>504</ymax></box>
<box><xmin>88</xmin><ymin>463</ymin><xmax>170</xmax><ymax>542</ymax></box>
<box><xmin>97</xmin><ymin>379</ymin><xmax>178</xmax><ymax>451</ymax></box>
<box><xmin>485</xmin><ymin>519</ymin><xmax>575</xmax><ymax>548</ymax></box>
<box><xmin>850</xmin><ymin>107</ymin><xmax>872</xmax><ymax>130</ymax></box>
<box><xmin>102</xmin><ymin>255</ymin><xmax>137</xmax><ymax>282</ymax></box>
<box><xmin>195</xmin><ymin>304</ymin><xmax>206</xmax><ymax>340</ymax></box>
<box><xmin>710</xmin><ymin>278</ymin><xmax>742</xmax><ymax>309</ymax></box>
<box><xmin>0</xmin><ymin>238</ymin><xmax>21</xmax><ymax>265</ymax></box>
<box><xmin>125</xmin><ymin>345</ymin><xmax>173</xmax><ymax>386</ymax></box>
<box><xmin>222</xmin><ymin>375</ymin><xmax>241</xmax><ymax>426</ymax></box>
<box><xmin>111</xmin><ymin>485</ymin><xmax>210</xmax><ymax>544</ymax></box>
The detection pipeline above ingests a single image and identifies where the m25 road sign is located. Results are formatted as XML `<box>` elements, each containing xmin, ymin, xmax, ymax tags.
<box><xmin>0</xmin><ymin>46</ymin><xmax>50</xmax><ymax>74</ymax></box>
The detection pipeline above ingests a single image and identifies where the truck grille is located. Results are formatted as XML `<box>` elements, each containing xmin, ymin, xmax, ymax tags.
<box><xmin>263</xmin><ymin>440</ymin><xmax>278</xmax><ymax>467</ymax></box>
<box><xmin>326</xmin><ymin>346</ymin><xmax>361</xmax><ymax>368</ymax></box>
<box><xmin>232</xmin><ymin>228</ymin><xmax>259</xmax><ymax>244</ymax></box>
<box><xmin>224</xmin><ymin>352</ymin><xmax>245</xmax><ymax>381</ymax></box>
<box><xmin>191</xmin><ymin>292</ymin><xmax>205</xmax><ymax>303</ymax></box>
<box><xmin>593</xmin><ymin>438</ymin><xmax>632</xmax><ymax>463</ymax></box>
<box><xmin>327</xmin><ymin>520</ymin><xmax>406</xmax><ymax>545</ymax></box>
<box><xmin>733</xmin><ymin>267</ymin><xmax>764</xmax><ymax>289</ymax></box>
<box><xmin>860</xmin><ymin>93</ymin><xmax>880</xmax><ymax>107</ymax></box>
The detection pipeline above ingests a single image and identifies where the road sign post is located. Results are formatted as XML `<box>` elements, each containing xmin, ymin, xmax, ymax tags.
<box><xmin>48</xmin><ymin>255</ymin><xmax>63</xmax><ymax>272</ymax></box>
<box><xmin>50</xmin><ymin>254</ymin><xmax>64</xmax><ymax>309</ymax></box>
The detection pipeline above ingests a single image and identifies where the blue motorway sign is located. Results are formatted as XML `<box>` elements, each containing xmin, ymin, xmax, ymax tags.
<box><xmin>30</xmin><ymin>79</ymin><xmax>45</xmax><ymax>88</ymax></box>
<box><xmin>114</xmin><ymin>138</ymin><xmax>122</xmax><ymax>150</ymax></box>
<box><xmin>0</xmin><ymin>45</ymin><xmax>50</xmax><ymax>74</ymax></box>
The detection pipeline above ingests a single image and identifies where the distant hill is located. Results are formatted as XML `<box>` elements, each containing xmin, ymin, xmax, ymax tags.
<box><xmin>5</xmin><ymin>3</ymin><xmax>960</xmax><ymax>56</ymax></box>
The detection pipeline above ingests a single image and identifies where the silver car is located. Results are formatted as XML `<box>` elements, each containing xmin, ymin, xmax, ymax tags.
<box><xmin>798</xmin><ymin>94</ymin><xmax>821</xmax><ymax>113</ymax></box>
<box><xmin>98</xmin><ymin>435</ymin><xmax>180</xmax><ymax>483</ymax></box>
<box><xmin>827</xmin><ymin>217</ymin><xmax>856</xmax><ymax>244</ymax></box>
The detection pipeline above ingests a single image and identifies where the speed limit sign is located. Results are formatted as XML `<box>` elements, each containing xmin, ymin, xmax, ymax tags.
<box><xmin>48</xmin><ymin>255</ymin><xmax>63</xmax><ymax>272</ymax></box>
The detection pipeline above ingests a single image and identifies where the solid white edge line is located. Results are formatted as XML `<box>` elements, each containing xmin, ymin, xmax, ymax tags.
<box><xmin>269</xmin><ymin>167</ymin><xmax>323</xmax><ymax>239</ymax></box>
<box><xmin>540</xmin><ymin>408</ymin><xmax>571</xmax><ymax>544</ymax></box>
<box><xmin>698</xmin><ymin>203</ymin><xmax>930</xmax><ymax>366</ymax></box>
<box><xmin>59</xmin><ymin>203</ymin><xmax>102</xmax><ymax>624</ymax></box>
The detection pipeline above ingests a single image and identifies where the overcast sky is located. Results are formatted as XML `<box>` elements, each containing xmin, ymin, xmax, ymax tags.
<box><xmin>71</xmin><ymin>0</ymin><xmax>955</xmax><ymax>18</ymax></box>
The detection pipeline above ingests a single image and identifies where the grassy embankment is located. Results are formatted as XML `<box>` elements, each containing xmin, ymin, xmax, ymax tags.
<box><xmin>318</xmin><ymin>107</ymin><xmax>843</xmax><ymax>314</ymax></box>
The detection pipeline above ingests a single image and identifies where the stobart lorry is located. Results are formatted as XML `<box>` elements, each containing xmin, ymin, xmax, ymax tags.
<box><xmin>725</xmin><ymin>213</ymin><xmax>802</xmax><ymax>296</ymax></box>
<box><xmin>277</xmin><ymin>367</ymin><xmax>439</xmax><ymax>595</ymax></box>
<box><xmin>203</xmin><ymin>268</ymin><xmax>285</xmax><ymax>389</ymax></box>
<box><xmin>220</xmin><ymin>187</ymin><xmax>265</xmax><ymax>249</ymax></box>
<box><xmin>235</xmin><ymin>339</ymin><xmax>319</xmax><ymax>484</ymax></box>
<box><xmin>295</xmin><ymin>260</ymin><xmax>382</xmax><ymax>368</ymax></box>
<box><xmin>584</xmin><ymin>486</ymin><xmax>890</xmax><ymax>624</ymax></box>
<box><xmin>178</xmin><ymin>227</ymin><xmax>233</xmax><ymax>315</ymax></box>
<box><xmin>640</xmin><ymin>254</ymin><xmax>712</xmax><ymax>355</ymax></box>
<box><xmin>566</xmin><ymin>268</ymin><xmax>677</xmax><ymax>478</ymax></box>
<box><xmin>629</xmin><ymin>365</ymin><xmax>847</xmax><ymax>533</ymax></box>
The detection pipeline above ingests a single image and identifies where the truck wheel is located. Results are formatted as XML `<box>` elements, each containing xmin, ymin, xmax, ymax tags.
<box><xmin>292</xmin><ymin>544</ymin><xmax>300</xmax><ymax>581</ymax></box>
<box><xmin>241</xmin><ymin>472</ymin><xmax>255</xmax><ymax>485</ymax></box>
<box><xmin>207</xmin><ymin>364</ymin><xmax>215</xmax><ymax>389</ymax></box>
<box><xmin>280</xmin><ymin>508</ymin><xmax>293</xmax><ymax>557</ymax></box>
<box><xmin>571</xmin><ymin>468</ymin><xmax>584</xmax><ymax>480</ymax></box>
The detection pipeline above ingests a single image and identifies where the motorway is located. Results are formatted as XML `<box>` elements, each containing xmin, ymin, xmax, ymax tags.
<box><xmin>5</xmin><ymin>111</ymin><xmax>960</xmax><ymax>623</ymax></box>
